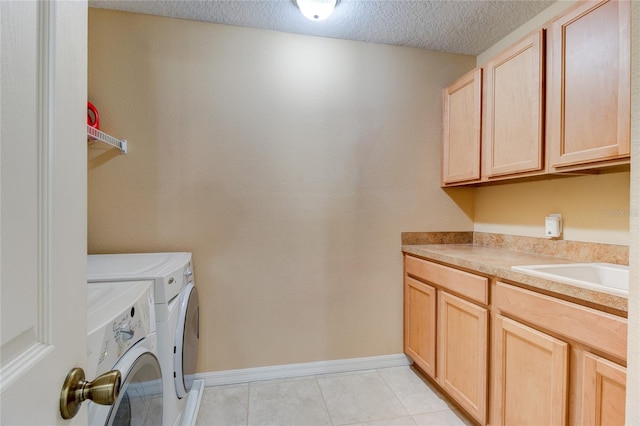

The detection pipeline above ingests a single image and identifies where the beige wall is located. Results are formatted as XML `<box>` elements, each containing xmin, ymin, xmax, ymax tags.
<box><xmin>474</xmin><ymin>0</ymin><xmax>631</xmax><ymax>246</ymax></box>
<box><xmin>87</xmin><ymin>9</ymin><xmax>475</xmax><ymax>372</ymax></box>
<box><xmin>473</xmin><ymin>172</ymin><xmax>630</xmax><ymax>244</ymax></box>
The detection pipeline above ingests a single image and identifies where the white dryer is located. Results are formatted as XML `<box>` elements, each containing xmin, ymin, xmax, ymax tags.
<box><xmin>87</xmin><ymin>252</ymin><xmax>203</xmax><ymax>426</ymax></box>
<box><xmin>86</xmin><ymin>280</ymin><xmax>163</xmax><ymax>425</ymax></box>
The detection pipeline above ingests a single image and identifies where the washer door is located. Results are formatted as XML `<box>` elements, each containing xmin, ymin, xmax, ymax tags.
<box><xmin>174</xmin><ymin>282</ymin><xmax>199</xmax><ymax>398</ymax></box>
<box><xmin>89</xmin><ymin>341</ymin><xmax>163</xmax><ymax>426</ymax></box>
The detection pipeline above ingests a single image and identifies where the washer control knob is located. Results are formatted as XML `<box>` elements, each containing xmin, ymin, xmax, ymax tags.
<box><xmin>117</xmin><ymin>323</ymin><xmax>134</xmax><ymax>342</ymax></box>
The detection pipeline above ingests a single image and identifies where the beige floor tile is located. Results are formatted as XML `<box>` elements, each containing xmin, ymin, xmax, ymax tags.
<box><xmin>412</xmin><ymin>409</ymin><xmax>469</xmax><ymax>426</ymax></box>
<box><xmin>196</xmin><ymin>384</ymin><xmax>248</xmax><ymax>426</ymax></box>
<box><xmin>195</xmin><ymin>367</ymin><xmax>474</xmax><ymax>426</ymax></box>
<box><xmin>377</xmin><ymin>367</ymin><xmax>450</xmax><ymax>415</ymax></box>
<box><xmin>347</xmin><ymin>415</ymin><xmax>418</xmax><ymax>426</ymax></box>
<box><xmin>317</xmin><ymin>371</ymin><xmax>408</xmax><ymax>425</ymax></box>
<box><xmin>248</xmin><ymin>377</ymin><xmax>332</xmax><ymax>426</ymax></box>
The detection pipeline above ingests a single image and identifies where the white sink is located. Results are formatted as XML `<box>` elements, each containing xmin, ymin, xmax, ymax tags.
<box><xmin>511</xmin><ymin>263</ymin><xmax>629</xmax><ymax>297</ymax></box>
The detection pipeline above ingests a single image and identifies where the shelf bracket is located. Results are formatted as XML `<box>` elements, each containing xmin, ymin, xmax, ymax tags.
<box><xmin>87</xmin><ymin>125</ymin><xmax>127</xmax><ymax>154</ymax></box>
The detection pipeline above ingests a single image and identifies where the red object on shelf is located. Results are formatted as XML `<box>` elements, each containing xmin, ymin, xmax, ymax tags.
<box><xmin>87</xmin><ymin>102</ymin><xmax>100</xmax><ymax>130</ymax></box>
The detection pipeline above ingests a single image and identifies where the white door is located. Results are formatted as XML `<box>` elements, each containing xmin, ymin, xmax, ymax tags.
<box><xmin>1</xmin><ymin>1</ymin><xmax>88</xmax><ymax>424</ymax></box>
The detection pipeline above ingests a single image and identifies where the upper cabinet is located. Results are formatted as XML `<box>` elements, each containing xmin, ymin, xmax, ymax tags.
<box><xmin>548</xmin><ymin>0</ymin><xmax>630</xmax><ymax>170</ymax></box>
<box><xmin>441</xmin><ymin>68</ymin><xmax>482</xmax><ymax>185</ymax></box>
<box><xmin>441</xmin><ymin>0</ymin><xmax>630</xmax><ymax>187</ymax></box>
<box><xmin>484</xmin><ymin>30</ymin><xmax>545</xmax><ymax>178</ymax></box>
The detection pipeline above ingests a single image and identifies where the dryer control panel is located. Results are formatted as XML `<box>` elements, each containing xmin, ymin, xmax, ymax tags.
<box><xmin>86</xmin><ymin>281</ymin><xmax>155</xmax><ymax>378</ymax></box>
<box><xmin>162</xmin><ymin>258</ymin><xmax>193</xmax><ymax>304</ymax></box>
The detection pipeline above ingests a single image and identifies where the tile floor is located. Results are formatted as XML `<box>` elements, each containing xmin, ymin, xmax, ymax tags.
<box><xmin>195</xmin><ymin>366</ymin><xmax>472</xmax><ymax>426</ymax></box>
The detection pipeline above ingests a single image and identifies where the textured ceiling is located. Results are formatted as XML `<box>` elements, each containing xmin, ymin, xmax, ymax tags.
<box><xmin>89</xmin><ymin>0</ymin><xmax>556</xmax><ymax>55</ymax></box>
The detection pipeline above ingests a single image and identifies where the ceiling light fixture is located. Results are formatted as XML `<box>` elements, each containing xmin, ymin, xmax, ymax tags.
<box><xmin>295</xmin><ymin>0</ymin><xmax>338</xmax><ymax>21</ymax></box>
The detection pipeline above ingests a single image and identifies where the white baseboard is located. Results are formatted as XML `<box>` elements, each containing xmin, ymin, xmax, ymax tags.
<box><xmin>195</xmin><ymin>353</ymin><xmax>412</xmax><ymax>387</ymax></box>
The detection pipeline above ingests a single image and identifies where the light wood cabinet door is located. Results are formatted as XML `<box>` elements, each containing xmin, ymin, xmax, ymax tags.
<box><xmin>581</xmin><ymin>352</ymin><xmax>626</xmax><ymax>426</ymax></box>
<box><xmin>438</xmin><ymin>291</ymin><xmax>488</xmax><ymax>424</ymax></box>
<box><xmin>548</xmin><ymin>0</ymin><xmax>630</xmax><ymax>169</ymax></box>
<box><xmin>492</xmin><ymin>314</ymin><xmax>569</xmax><ymax>426</ymax></box>
<box><xmin>484</xmin><ymin>30</ymin><xmax>545</xmax><ymax>178</ymax></box>
<box><xmin>442</xmin><ymin>68</ymin><xmax>482</xmax><ymax>185</ymax></box>
<box><xmin>404</xmin><ymin>276</ymin><xmax>437</xmax><ymax>378</ymax></box>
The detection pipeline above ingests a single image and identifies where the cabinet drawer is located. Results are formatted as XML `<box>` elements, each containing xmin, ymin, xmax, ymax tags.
<box><xmin>405</xmin><ymin>255</ymin><xmax>488</xmax><ymax>304</ymax></box>
<box><xmin>495</xmin><ymin>282</ymin><xmax>627</xmax><ymax>361</ymax></box>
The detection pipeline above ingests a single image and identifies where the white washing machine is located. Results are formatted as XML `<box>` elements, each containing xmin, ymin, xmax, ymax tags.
<box><xmin>87</xmin><ymin>252</ymin><xmax>203</xmax><ymax>426</ymax></box>
<box><xmin>86</xmin><ymin>280</ymin><xmax>163</xmax><ymax>425</ymax></box>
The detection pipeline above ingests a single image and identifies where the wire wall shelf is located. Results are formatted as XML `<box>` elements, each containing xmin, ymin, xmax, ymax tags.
<box><xmin>87</xmin><ymin>125</ymin><xmax>128</xmax><ymax>154</ymax></box>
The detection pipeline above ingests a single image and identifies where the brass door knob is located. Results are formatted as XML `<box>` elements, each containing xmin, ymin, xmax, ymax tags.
<box><xmin>59</xmin><ymin>367</ymin><xmax>121</xmax><ymax>420</ymax></box>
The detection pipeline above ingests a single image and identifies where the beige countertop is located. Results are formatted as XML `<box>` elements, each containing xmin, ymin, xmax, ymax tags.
<box><xmin>402</xmin><ymin>244</ymin><xmax>628</xmax><ymax>315</ymax></box>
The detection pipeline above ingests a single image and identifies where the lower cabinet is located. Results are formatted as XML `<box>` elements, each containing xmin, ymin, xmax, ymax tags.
<box><xmin>404</xmin><ymin>276</ymin><xmax>436</xmax><ymax>377</ymax></box>
<box><xmin>580</xmin><ymin>352</ymin><xmax>627</xmax><ymax>426</ymax></box>
<box><xmin>402</xmin><ymin>254</ymin><xmax>627</xmax><ymax>426</ymax></box>
<box><xmin>492</xmin><ymin>314</ymin><xmax>568</xmax><ymax>425</ymax></box>
<box><xmin>493</xmin><ymin>281</ymin><xmax>627</xmax><ymax>426</ymax></box>
<box><xmin>438</xmin><ymin>292</ymin><xmax>488</xmax><ymax>423</ymax></box>
<box><xmin>404</xmin><ymin>255</ymin><xmax>489</xmax><ymax>424</ymax></box>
